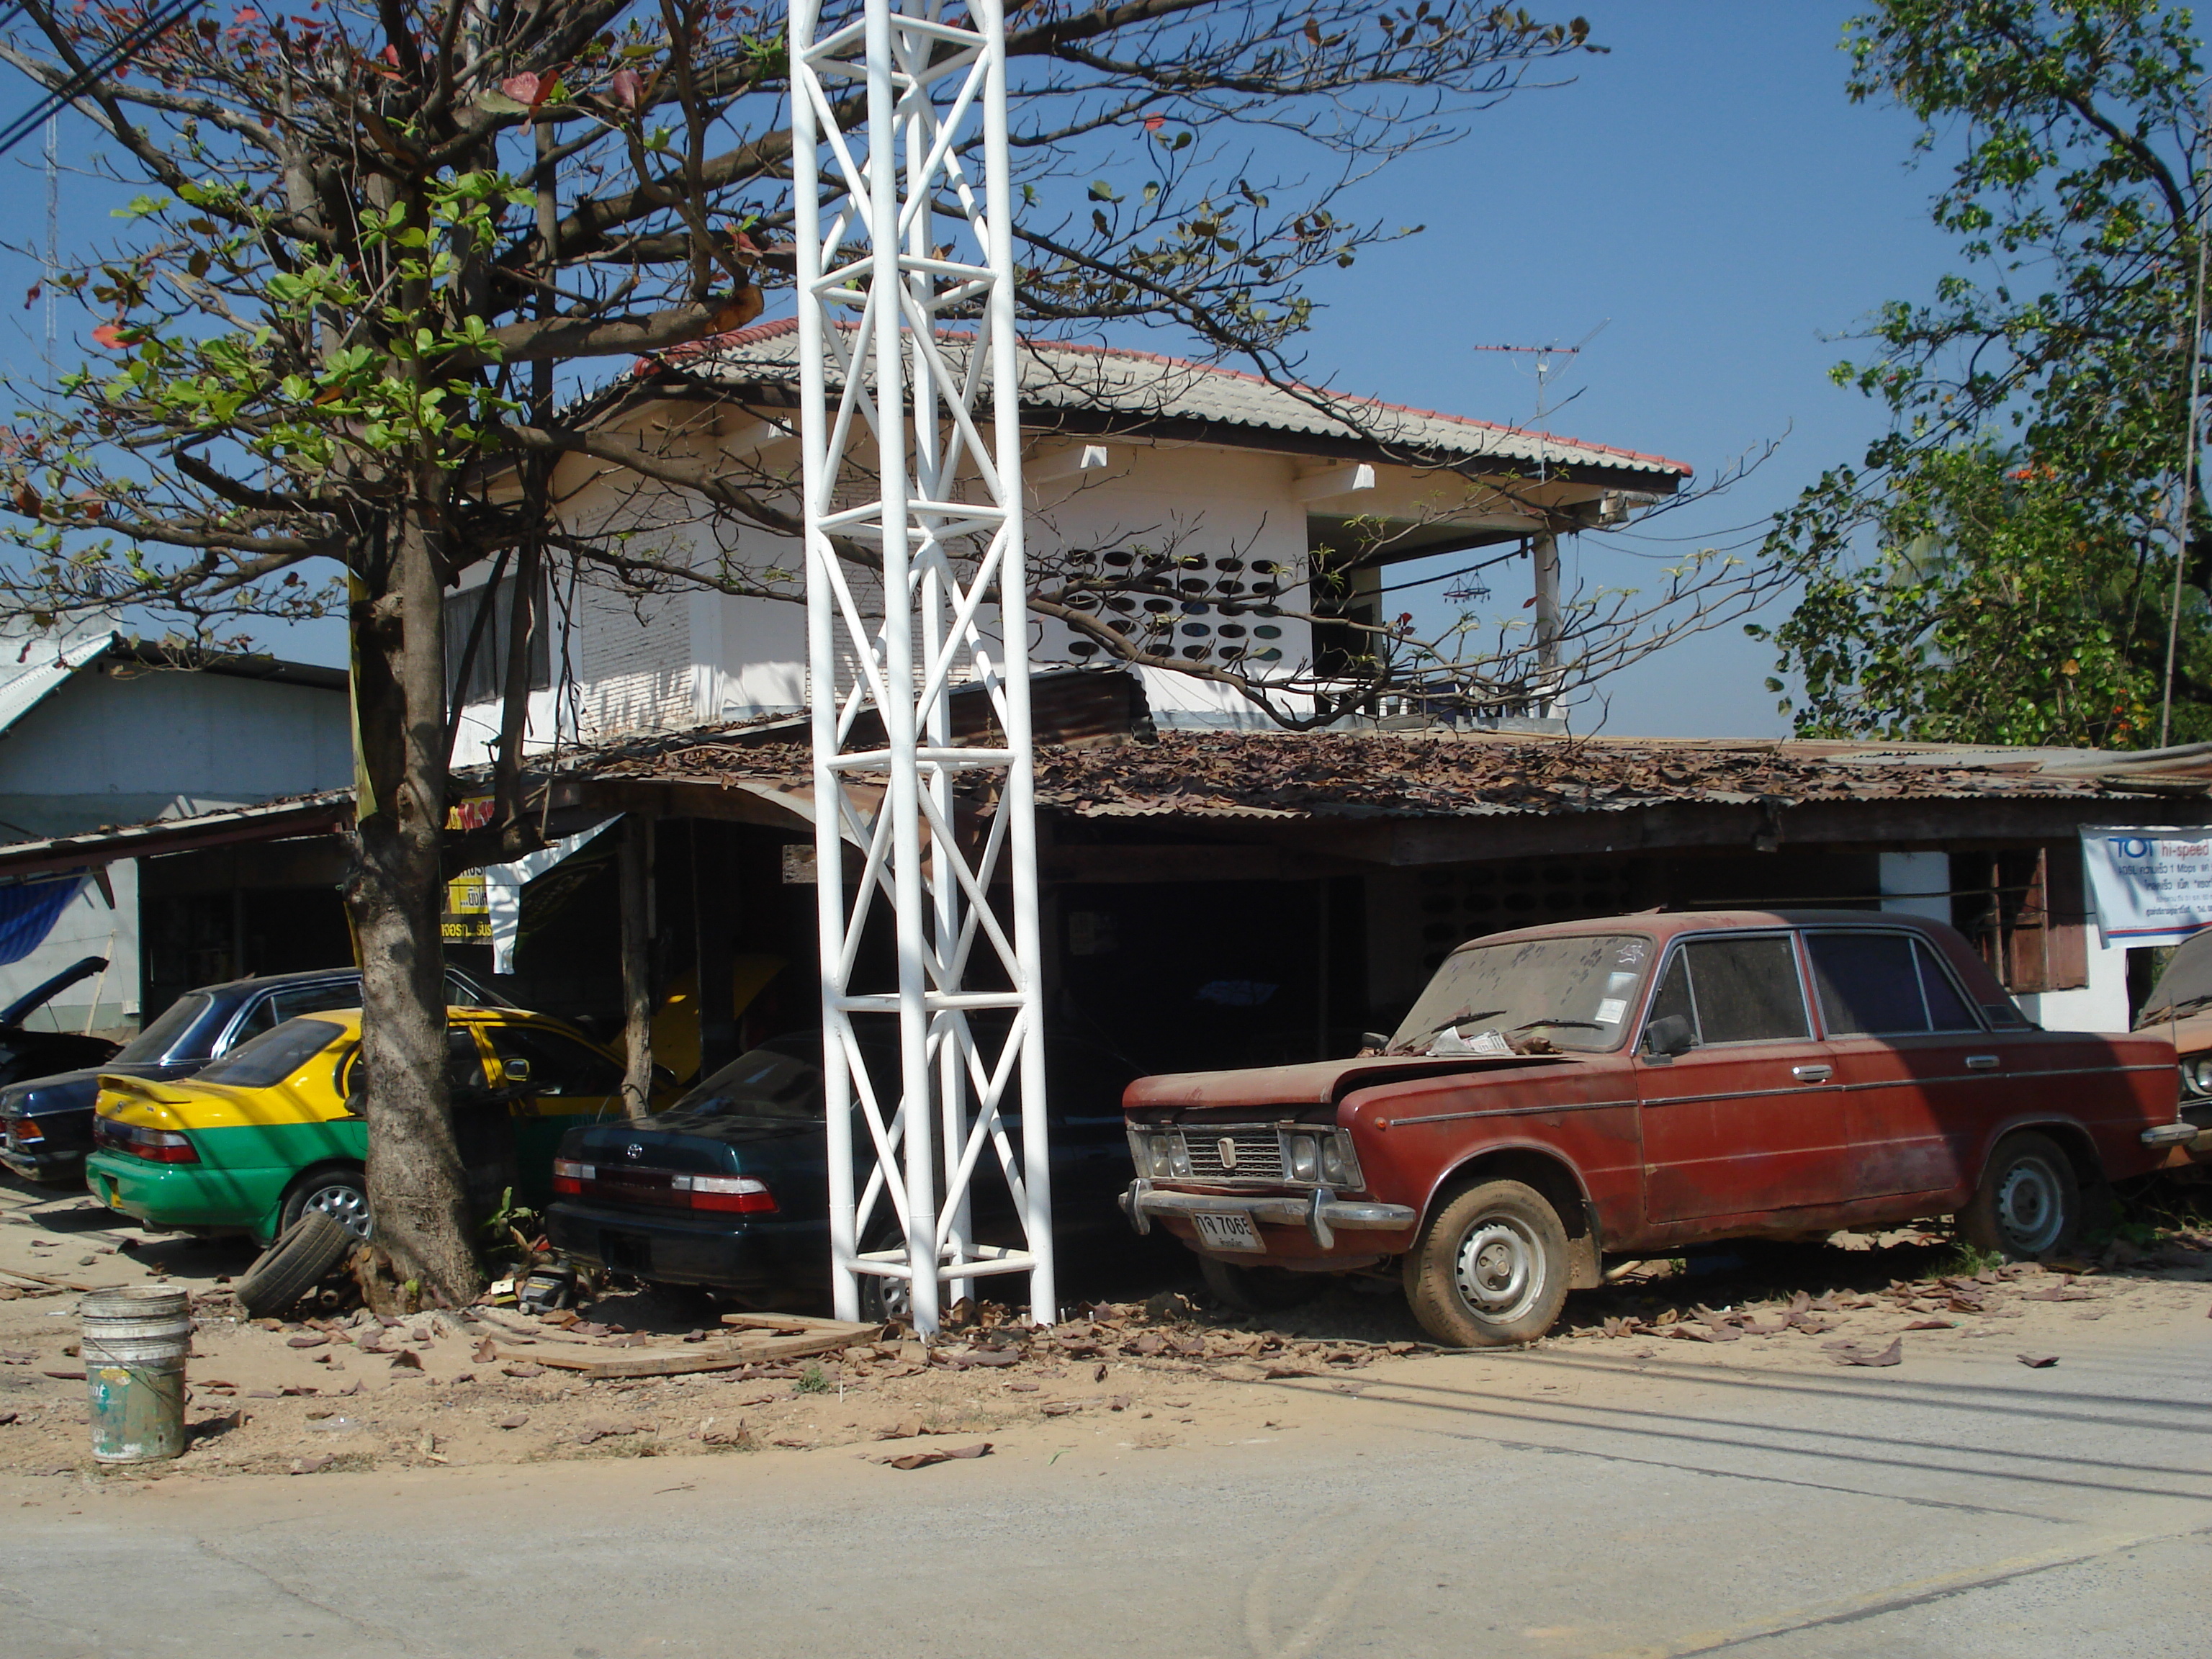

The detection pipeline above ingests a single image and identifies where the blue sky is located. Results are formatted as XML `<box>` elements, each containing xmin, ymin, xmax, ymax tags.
<box><xmin>1280</xmin><ymin>1</ymin><xmax>1959</xmax><ymax>737</ymax></box>
<box><xmin>0</xmin><ymin>2</ymin><xmax>1959</xmax><ymax>737</ymax></box>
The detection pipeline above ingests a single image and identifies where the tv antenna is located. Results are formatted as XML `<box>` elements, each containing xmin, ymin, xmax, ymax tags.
<box><xmin>1471</xmin><ymin>318</ymin><xmax>1610</xmax><ymax>425</ymax></box>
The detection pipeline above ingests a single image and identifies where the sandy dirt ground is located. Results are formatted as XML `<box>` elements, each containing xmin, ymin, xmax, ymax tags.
<box><xmin>4</xmin><ymin>1173</ymin><xmax>2208</xmax><ymax>1488</ymax></box>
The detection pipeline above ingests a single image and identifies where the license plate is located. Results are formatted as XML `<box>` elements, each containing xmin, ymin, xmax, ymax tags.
<box><xmin>1192</xmin><ymin>1212</ymin><xmax>1264</xmax><ymax>1254</ymax></box>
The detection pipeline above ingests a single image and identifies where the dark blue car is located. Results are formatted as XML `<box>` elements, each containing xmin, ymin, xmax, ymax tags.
<box><xmin>546</xmin><ymin>1032</ymin><xmax>1146</xmax><ymax>1316</ymax></box>
<box><xmin>0</xmin><ymin>965</ymin><xmax>500</xmax><ymax>1186</ymax></box>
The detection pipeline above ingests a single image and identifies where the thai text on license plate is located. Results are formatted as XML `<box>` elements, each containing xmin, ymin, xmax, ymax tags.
<box><xmin>1192</xmin><ymin>1212</ymin><xmax>1264</xmax><ymax>1254</ymax></box>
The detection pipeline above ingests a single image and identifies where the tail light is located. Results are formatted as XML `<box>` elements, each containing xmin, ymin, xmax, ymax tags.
<box><xmin>683</xmin><ymin>1174</ymin><xmax>776</xmax><ymax>1214</ymax></box>
<box><xmin>552</xmin><ymin>1158</ymin><xmax>591</xmax><ymax>1195</ymax></box>
<box><xmin>94</xmin><ymin>1116</ymin><xmax>198</xmax><ymax>1164</ymax></box>
<box><xmin>552</xmin><ymin>1159</ymin><xmax>776</xmax><ymax>1215</ymax></box>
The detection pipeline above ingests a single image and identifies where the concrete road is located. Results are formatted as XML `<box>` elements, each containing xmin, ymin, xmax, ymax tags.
<box><xmin>4</xmin><ymin>1316</ymin><xmax>2208</xmax><ymax>1659</ymax></box>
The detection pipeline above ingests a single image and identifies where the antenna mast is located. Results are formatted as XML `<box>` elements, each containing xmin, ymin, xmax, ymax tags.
<box><xmin>791</xmin><ymin>0</ymin><xmax>1052</xmax><ymax>1338</ymax></box>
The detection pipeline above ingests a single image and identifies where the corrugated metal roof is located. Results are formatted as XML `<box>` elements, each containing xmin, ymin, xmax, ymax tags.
<box><xmin>0</xmin><ymin>630</ymin><xmax>114</xmax><ymax>742</ymax></box>
<box><xmin>550</xmin><ymin>724</ymin><xmax>2212</xmax><ymax>822</ymax></box>
<box><xmin>649</xmin><ymin>320</ymin><xmax>1691</xmax><ymax>482</ymax></box>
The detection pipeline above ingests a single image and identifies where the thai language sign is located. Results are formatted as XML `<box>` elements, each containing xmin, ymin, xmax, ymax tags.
<box><xmin>2079</xmin><ymin>827</ymin><xmax>2212</xmax><ymax>945</ymax></box>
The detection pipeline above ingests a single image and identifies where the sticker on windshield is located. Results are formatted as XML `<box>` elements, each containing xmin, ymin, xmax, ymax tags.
<box><xmin>1615</xmin><ymin>940</ymin><xmax>1646</xmax><ymax>966</ymax></box>
<box><xmin>1605</xmin><ymin>971</ymin><xmax>1640</xmax><ymax>995</ymax></box>
<box><xmin>1596</xmin><ymin>998</ymin><xmax>1628</xmax><ymax>1025</ymax></box>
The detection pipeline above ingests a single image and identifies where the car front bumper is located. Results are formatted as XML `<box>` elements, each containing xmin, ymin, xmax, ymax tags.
<box><xmin>547</xmin><ymin>1198</ymin><xmax>830</xmax><ymax>1292</ymax></box>
<box><xmin>1120</xmin><ymin>1178</ymin><xmax>1416</xmax><ymax>1251</ymax></box>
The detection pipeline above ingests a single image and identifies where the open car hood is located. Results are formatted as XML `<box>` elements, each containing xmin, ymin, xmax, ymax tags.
<box><xmin>1124</xmin><ymin>1051</ymin><xmax>1575</xmax><ymax>1113</ymax></box>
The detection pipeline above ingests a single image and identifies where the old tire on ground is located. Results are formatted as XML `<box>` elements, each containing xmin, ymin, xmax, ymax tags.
<box><xmin>1198</xmin><ymin>1252</ymin><xmax>1319</xmax><ymax>1313</ymax></box>
<box><xmin>279</xmin><ymin>1166</ymin><xmax>372</xmax><ymax>1241</ymax></box>
<box><xmin>1958</xmin><ymin>1130</ymin><xmax>2082</xmax><ymax>1259</ymax></box>
<box><xmin>1403</xmin><ymin>1178</ymin><xmax>1570</xmax><ymax>1346</ymax></box>
<box><xmin>235</xmin><ymin>1210</ymin><xmax>352</xmax><ymax>1320</ymax></box>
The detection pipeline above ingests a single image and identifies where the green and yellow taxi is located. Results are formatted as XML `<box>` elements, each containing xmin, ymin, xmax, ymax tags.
<box><xmin>86</xmin><ymin>1006</ymin><xmax>644</xmax><ymax>1244</ymax></box>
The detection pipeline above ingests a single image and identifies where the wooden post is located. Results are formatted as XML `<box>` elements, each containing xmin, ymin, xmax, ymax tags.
<box><xmin>619</xmin><ymin>816</ymin><xmax>655</xmax><ymax>1120</ymax></box>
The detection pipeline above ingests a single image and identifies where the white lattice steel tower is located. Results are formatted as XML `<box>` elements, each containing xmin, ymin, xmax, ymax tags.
<box><xmin>790</xmin><ymin>0</ymin><xmax>1052</xmax><ymax>1336</ymax></box>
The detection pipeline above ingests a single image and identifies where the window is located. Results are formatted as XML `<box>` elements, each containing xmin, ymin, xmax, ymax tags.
<box><xmin>226</xmin><ymin>981</ymin><xmax>367</xmax><ymax>1049</ymax></box>
<box><xmin>1648</xmin><ymin>936</ymin><xmax>1809</xmax><ymax>1047</ymax></box>
<box><xmin>1390</xmin><ymin>933</ymin><xmax>1655</xmax><ymax>1053</ymax></box>
<box><xmin>483</xmin><ymin>1024</ymin><xmax>624</xmax><ymax>1097</ymax></box>
<box><xmin>338</xmin><ymin>1027</ymin><xmax>490</xmax><ymax>1102</ymax></box>
<box><xmin>444</xmin><ymin>576</ymin><xmax>551</xmax><ymax>710</ymax></box>
<box><xmin>112</xmin><ymin>994</ymin><xmax>215</xmax><ymax>1065</ymax></box>
<box><xmin>1809</xmin><ymin>932</ymin><xmax>1983</xmax><ymax>1036</ymax></box>
<box><xmin>195</xmin><ymin>1019</ymin><xmax>346</xmax><ymax>1089</ymax></box>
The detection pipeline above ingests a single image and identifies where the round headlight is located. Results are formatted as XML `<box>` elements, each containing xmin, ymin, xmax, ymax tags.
<box><xmin>2190</xmin><ymin>1058</ymin><xmax>2212</xmax><ymax>1096</ymax></box>
<box><xmin>1319</xmin><ymin>1136</ymin><xmax>1352</xmax><ymax>1184</ymax></box>
<box><xmin>1144</xmin><ymin>1134</ymin><xmax>1171</xmax><ymax>1176</ymax></box>
<box><xmin>1287</xmin><ymin>1134</ymin><xmax>1319</xmax><ymax>1182</ymax></box>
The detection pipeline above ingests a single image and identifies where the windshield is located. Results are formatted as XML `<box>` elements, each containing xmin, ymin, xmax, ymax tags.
<box><xmin>112</xmin><ymin>994</ymin><xmax>216</xmax><ymax>1065</ymax></box>
<box><xmin>1390</xmin><ymin>933</ymin><xmax>1653</xmax><ymax>1055</ymax></box>
<box><xmin>2139</xmin><ymin>929</ymin><xmax>2212</xmax><ymax>1023</ymax></box>
<box><xmin>194</xmin><ymin>1019</ymin><xmax>345</xmax><ymax>1089</ymax></box>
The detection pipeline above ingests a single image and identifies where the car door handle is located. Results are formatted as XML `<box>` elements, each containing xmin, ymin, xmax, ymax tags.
<box><xmin>1791</xmin><ymin>1064</ymin><xmax>1833</xmax><ymax>1082</ymax></box>
<box><xmin>1966</xmin><ymin>1055</ymin><xmax>2000</xmax><ymax>1071</ymax></box>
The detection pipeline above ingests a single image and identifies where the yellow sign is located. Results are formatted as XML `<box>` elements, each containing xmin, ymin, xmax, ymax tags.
<box><xmin>442</xmin><ymin>873</ymin><xmax>492</xmax><ymax>945</ymax></box>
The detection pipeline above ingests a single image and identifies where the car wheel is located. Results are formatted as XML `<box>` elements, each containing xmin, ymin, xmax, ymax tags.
<box><xmin>855</xmin><ymin>1225</ymin><xmax>917</xmax><ymax>1326</ymax></box>
<box><xmin>1403</xmin><ymin>1178</ymin><xmax>1570</xmax><ymax>1346</ymax></box>
<box><xmin>235</xmin><ymin>1212</ymin><xmax>354</xmax><ymax>1320</ymax></box>
<box><xmin>1959</xmin><ymin>1131</ymin><xmax>2080</xmax><ymax>1259</ymax></box>
<box><xmin>1198</xmin><ymin>1252</ymin><xmax>1319</xmax><ymax>1313</ymax></box>
<box><xmin>280</xmin><ymin>1167</ymin><xmax>372</xmax><ymax>1242</ymax></box>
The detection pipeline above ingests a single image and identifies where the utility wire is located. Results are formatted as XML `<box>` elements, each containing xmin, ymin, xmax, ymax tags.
<box><xmin>0</xmin><ymin>0</ymin><xmax>201</xmax><ymax>159</ymax></box>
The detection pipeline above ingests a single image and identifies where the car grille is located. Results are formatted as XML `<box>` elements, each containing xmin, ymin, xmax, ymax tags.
<box><xmin>1182</xmin><ymin>1128</ymin><xmax>1282</xmax><ymax>1181</ymax></box>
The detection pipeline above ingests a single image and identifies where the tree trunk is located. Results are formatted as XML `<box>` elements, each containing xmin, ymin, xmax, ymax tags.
<box><xmin>619</xmin><ymin>816</ymin><xmax>655</xmax><ymax>1120</ymax></box>
<box><xmin>341</xmin><ymin>493</ymin><xmax>482</xmax><ymax>1310</ymax></box>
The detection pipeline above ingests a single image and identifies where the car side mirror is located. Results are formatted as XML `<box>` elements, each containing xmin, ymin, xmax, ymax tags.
<box><xmin>343</xmin><ymin>1091</ymin><xmax>366</xmax><ymax>1118</ymax></box>
<box><xmin>1643</xmin><ymin>1015</ymin><xmax>1695</xmax><ymax>1059</ymax></box>
<box><xmin>501</xmin><ymin>1058</ymin><xmax>532</xmax><ymax>1085</ymax></box>
<box><xmin>1360</xmin><ymin>1032</ymin><xmax>1392</xmax><ymax>1053</ymax></box>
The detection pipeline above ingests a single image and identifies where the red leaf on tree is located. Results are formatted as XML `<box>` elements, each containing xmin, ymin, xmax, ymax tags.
<box><xmin>609</xmin><ymin>68</ymin><xmax>642</xmax><ymax>108</ymax></box>
<box><xmin>91</xmin><ymin>323</ymin><xmax>127</xmax><ymax>349</ymax></box>
<box><xmin>501</xmin><ymin>72</ymin><xmax>544</xmax><ymax>106</ymax></box>
<box><xmin>1143</xmin><ymin>114</ymin><xmax>1165</xmax><ymax>132</ymax></box>
<box><xmin>22</xmin><ymin>282</ymin><xmax>38</xmax><ymax>310</ymax></box>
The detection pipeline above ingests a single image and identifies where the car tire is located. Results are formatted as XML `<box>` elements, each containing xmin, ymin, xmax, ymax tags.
<box><xmin>1958</xmin><ymin>1131</ymin><xmax>2081</xmax><ymax>1259</ymax></box>
<box><xmin>235</xmin><ymin>1211</ymin><xmax>354</xmax><ymax>1320</ymax></box>
<box><xmin>279</xmin><ymin>1166</ymin><xmax>372</xmax><ymax>1242</ymax></box>
<box><xmin>1198</xmin><ymin>1252</ymin><xmax>1319</xmax><ymax>1313</ymax></box>
<box><xmin>1403</xmin><ymin>1178</ymin><xmax>1570</xmax><ymax>1347</ymax></box>
<box><xmin>855</xmin><ymin>1226</ymin><xmax>916</xmax><ymax>1326</ymax></box>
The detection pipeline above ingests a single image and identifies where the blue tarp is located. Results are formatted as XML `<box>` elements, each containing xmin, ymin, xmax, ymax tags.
<box><xmin>0</xmin><ymin>876</ymin><xmax>85</xmax><ymax>966</ymax></box>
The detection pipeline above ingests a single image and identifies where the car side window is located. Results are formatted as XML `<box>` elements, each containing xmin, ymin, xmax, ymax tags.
<box><xmin>484</xmin><ymin>1025</ymin><xmax>624</xmax><ymax>1097</ymax></box>
<box><xmin>1650</xmin><ymin>937</ymin><xmax>1809</xmax><ymax>1048</ymax></box>
<box><xmin>225</xmin><ymin>982</ymin><xmax>363</xmax><ymax>1052</ymax></box>
<box><xmin>1809</xmin><ymin>932</ymin><xmax>1982</xmax><ymax>1036</ymax></box>
<box><xmin>1915</xmin><ymin>941</ymin><xmax>1979</xmax><ymax>1031</ymax></box>
<box><xmin>447</xmin><ymin>1028</ymin><xmax>490</xmax><ymax>1094</ymax></box>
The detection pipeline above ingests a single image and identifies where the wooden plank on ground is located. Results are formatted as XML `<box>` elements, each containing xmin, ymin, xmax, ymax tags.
<box><xmin>719</xmin><ymin>1312</ymin><xmax>881</xmax><ymax>1339</ymax></box>
<box><xmin>494</xmin><ymin>1323</ymin><xmax>874</xmax><ymax>1381</ymax></box>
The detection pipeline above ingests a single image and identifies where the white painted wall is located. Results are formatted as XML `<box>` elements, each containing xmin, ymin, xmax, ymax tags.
<box><xmin>0</xmin><ymin>667</ymin><xmax>350</xmax><ymax>834</ymax></box>
<box><xmin>0</xmin><ymin>665</ymin><xmax>349</xmax><ymax>1038</ymax></box>
<box><xmin>0</xmin><ymin>861</ymin><xmax>139</xmax><ymax>1038</ymax></box>
<box><xmin>1877</xmin><ymin>850</ymin><xmax>1951</xmax><ymax>924</ymax></box>
<box><xmin>511</xmin><ymin>435</ymin><xmax>1328</xmax><ymax>745</ymax></box>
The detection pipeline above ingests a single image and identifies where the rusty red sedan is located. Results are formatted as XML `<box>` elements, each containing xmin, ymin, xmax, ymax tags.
<box><xmin>1122</xmin><ymin>910</ymin><xmax>2195</xmax><ymax>1346</ymax></box>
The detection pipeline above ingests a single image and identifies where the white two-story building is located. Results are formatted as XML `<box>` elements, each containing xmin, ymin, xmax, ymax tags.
<box><xmin>451</xmin><ymin>322</ymin><xmax>1691</xmax><ymax>764</ymax></box>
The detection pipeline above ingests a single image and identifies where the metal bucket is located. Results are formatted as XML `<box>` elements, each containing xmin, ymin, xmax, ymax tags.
<box><xmin>81</xmin><ymin>1286</ymin><xmax>192</xmax><ymax>1464</ymax></box>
